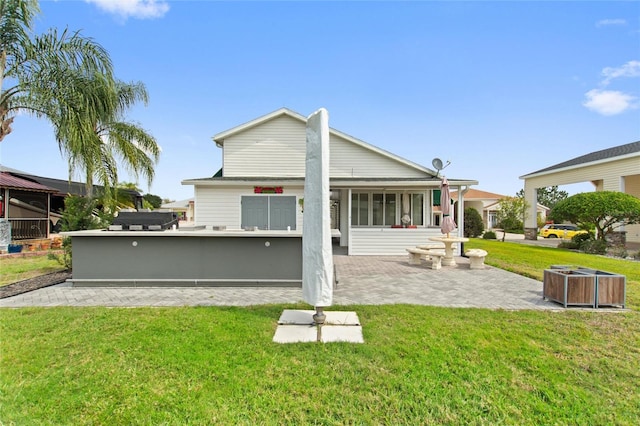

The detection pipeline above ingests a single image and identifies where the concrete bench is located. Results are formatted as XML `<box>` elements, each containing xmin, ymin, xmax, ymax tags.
<box><xmin>465</xmin><ymin>249</ymin><xmax>488</xmax><ymax>269</ymax></box>
<box><xmin>416</xmin><ymin>243</ymin><xmax>445</xmax><ymax>251</ymax></box>
<box><xmin>406</xmin><ymin>248</ymin><xmax>446</xmax><ymax>269</ymax></box>
<box><xmin>428</xmin><ymin>250</ymin><xmax>445</xmax><ymax>270</ymax></box>
<box><xmin>406</xmin><ymin>248</ymin><xmax>431</xmax><ymax>265</ymax></box>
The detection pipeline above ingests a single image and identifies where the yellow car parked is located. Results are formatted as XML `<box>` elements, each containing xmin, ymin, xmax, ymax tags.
<box><xmin>539</xmin><ymin>224</ymin><xmax>587</xmax><ymax>239</ymax></box>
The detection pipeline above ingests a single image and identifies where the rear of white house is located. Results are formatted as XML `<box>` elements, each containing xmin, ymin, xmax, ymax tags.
<box><xmin>182</xmin><ymin>108</ymin><xmax>478</xmax><ymax>255</ymax></box>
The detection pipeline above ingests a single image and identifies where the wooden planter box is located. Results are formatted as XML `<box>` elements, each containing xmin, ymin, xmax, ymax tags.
<box><xmin>543</xmin><ymin>269</ymin><xmax>596</xmax><ymax>308</ymax></box>
<box><xmin>576</xmin><ymin>268</ymin><xmax>626</xmax><ymax>308</ymax></box>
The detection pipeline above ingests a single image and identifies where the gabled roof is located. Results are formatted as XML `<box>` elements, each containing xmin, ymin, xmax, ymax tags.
<box><xmin>451</xmin><ymin>188</ymin><xmax>506</xmax><ymax>200</ymax></box>
<box><xmin>520</xmin><ymin>140</ymin><xmax>640</xmax><ymax>178</ymax></box>
<box><xmin>212</xmin><ymin>107</ymin><xmax>438</xmax><ymax>176</ymax></box>
<box><xmin>161</xmin><ymin>198</ymin><xmax>194</xmax><ymax>209</ymax></box>
<box><xmin>484</xmin><ymin>199</ymin><xmax>550</xmax><ymax>212</ymax></box>
<box><xmin>0</xmin><ymin>172</ymin><xmax>58</xmax><ymax>193</ymax></box>
<box><xmin>0</xmin><ymin>165</ymin><xmax>141</xmax><ymax>198</ymax></box>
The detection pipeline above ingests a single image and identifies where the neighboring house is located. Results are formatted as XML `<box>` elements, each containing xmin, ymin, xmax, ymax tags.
<box><xmin>161</xmin><ymin>198</ymin><xmax>195</xmax><ymax>222</ymax></box>
<box><xmin>0</xmin><ymin>172</ymin><xmax>58</xmax><ymax>240</ymax></box>
<box><xmin>520</xmin><ymin>141</ymin><xmax>640</xmax><ymax>243</ymax></box>
<box><xmin>0</xmin><ymin>165</ymin><xmax>143</xmax><ymax>235</ymax></box>
<box><xmin>451</xmin><ymin>188</ymin><xmax>550</xmax><ymax>230</ymax></box>
<box><xmin>182</xmin><ymin>108</ymin><xmax>478</xmax><ymax>255</ymax></box>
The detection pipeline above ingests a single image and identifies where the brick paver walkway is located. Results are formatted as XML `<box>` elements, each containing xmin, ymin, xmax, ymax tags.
<box><xmin>0</xmin><ymin>256</ymin><xmax>557</xmax><ymax>310</ymax></box>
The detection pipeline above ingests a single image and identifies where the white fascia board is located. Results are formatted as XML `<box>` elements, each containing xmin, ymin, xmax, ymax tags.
<box><xmin>519</xmin><ymin>152</ymin><xmax>640</xmax><ymax>180</ymax></box>
<box><xmin>181</xmin><ymin>178</ymin><xmax>304</xmax><ymax>187</ymax></box>
<box><xmin>331</xmin><ymin>179</ymin><xmax>478</xmax><ymax>188</ymax></box>
<box><xmin>182</xmin><ymin>178</ymin><xmax>478</xmax><ymax>188</ymax></box>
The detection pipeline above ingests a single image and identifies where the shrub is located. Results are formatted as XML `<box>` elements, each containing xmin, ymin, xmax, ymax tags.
<box><xmin>607</xmin><ymin>247</ymin><xmax>628</xmax><ymax>259</ymax></box>
<box><xmin>572</xmin><ymin>232</ymin><xmax>594</xmax><ymax>246</ymax></box>
<box><xmin>50</xmin><ymin>196</ymin><xmax>112</xmax><ymax>270</ymax></box>
<box><xmin>48</xmin><ymin>237</ymin><xmax>72</xmax><ymax>269</ymax></box>
<box><xmin>463</xmin><ymin>208</ymin><xmax>484</xmax><ymax>238</ymax></box>
<box><xmin>558</xmin><ymin>240</ymin><xmax>580</xmax><ymax>250</ymax></box>
<box><xmin>579</xmin><ymin>239</ymin><xmax>607</xmax><ymax>255</ymax></box>
<box><xmin>60</xmin><ymin>195</ymin><xmax>112</xmax><ymax>232</ymax></box>
<box><xmin>482</xmin><ymin>231</ymin><xmax>497</xmax><ymax>239</ymax></box>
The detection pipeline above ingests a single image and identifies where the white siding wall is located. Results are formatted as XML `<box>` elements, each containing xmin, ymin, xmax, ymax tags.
<box><xmin>194</xmin><ymin>187</ymin><xmax>242</xmax><ymax>228</ymax></box>
<box><xmin>195</xmin><ymin>185</ymin><xmax>305</xmax><ymax>229</ymax></box>
<box><xmin>330</xmin><ymin>136</ymin><xmax>426</xmax><ymax>178</ymax></box>
<box><xmin>349</xmin><ymin>227</ymin><xmax>448</xmax><ymax>255</ymax></box>
<box><xmin>222</xmin><ymin>115</ymin><xmax>427</xmax><ymax>179</ymax></box>
<box><xmin>224</xmin><ymin>116</ymin><xmax>306</xmax><ymax>177</ymax></box>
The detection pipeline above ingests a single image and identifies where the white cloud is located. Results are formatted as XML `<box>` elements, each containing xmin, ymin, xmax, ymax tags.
<box><xmin>596</xmin><ymin>19</ymin><xmax>627</xmax><ymax>28</ymax></box>
<box><xmin>86</xmin><ymin>0</ymin><xmax>169</xmax><ymax>20</ymax></box>
<box><xmin>601</xmin><ymin>60</ymin><xmax>640</xmax><ymax>86</ymax></box>
<box><xmin>583</xmin><ymin>89</ymin><xmax>637</xmax><ymax>116</ymax></box>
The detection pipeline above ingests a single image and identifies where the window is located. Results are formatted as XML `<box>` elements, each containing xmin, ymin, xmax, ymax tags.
<box><xmin>372</xmin><ymin>193</ymin><xmax>384</xmax><ymax>225</ymax></box>
<box><xmin>384</xmin><ymin>194</ymin><xmax>396</xmax><ymax>226</ymax></box>
<box><xmin>352</xmin><ymin>192</ymin><xmax>420</xmax><ymax>227</ymax></box>
<box><xmin>411</xmin><ymin>193</ymin><xmax>424</xmax><ymax>226</ymax></box>
<box><xmin>351</xmin><ymin>193</ymin><xmax>369</xmax><ymax>226</ymax></box>
<box><xmin>241</xmin><ymin>196</ymin><xmax>296</xmax><ymax>230</ymax></box>
<box><xmin>372</xmin><ymin>193</ymin><xmax>396</xmax><ymax>226</ymax></box>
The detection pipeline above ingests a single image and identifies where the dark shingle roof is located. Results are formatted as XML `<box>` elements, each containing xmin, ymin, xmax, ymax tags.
<box><xmin>523</xmin><ymin>141</ymin><xmax>640</xmax><ymax>177</ymax></box>
<box><xmin>0</xmin><ymin>172</ymin><xmax>58</xmax><ymax>193</ymax></box>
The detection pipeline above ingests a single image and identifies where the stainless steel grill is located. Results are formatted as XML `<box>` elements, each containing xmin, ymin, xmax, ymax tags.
<box><xmin>109</xmin><ymin>211</ymin><xmax>179</xmax><ymax>231</ymax></box>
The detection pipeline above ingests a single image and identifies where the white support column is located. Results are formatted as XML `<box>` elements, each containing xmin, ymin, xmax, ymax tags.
<box><xmin>523</xmin><ymin>184</ymin><xmax>538</xmax><ymax>240</ymax></box>
<box><xmin>457</xmin><ymin>185</ymin><xmax>465</xmax><ymax>238</ymax></box>
<box><xmin>341</xmin><ymin>188</ymin><xmax>350</xmax><ymax>249</ymax></box>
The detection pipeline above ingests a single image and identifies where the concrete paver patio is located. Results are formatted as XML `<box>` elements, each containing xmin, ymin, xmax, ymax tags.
<box><xmin>0</xmin><ymin>255</ymin><xmax>559</xmax><ymax>310</ymax></box>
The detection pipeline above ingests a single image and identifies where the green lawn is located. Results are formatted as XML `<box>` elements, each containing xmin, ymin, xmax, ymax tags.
<box><xmin>1</xmin><ymin>241</ymin><xmax>639</xmax><ymax>424</ymax></box>
<box><xmin>0</xmin><ymin>254</ymin><xmax>66</xmax><ymax>287</ymax></box>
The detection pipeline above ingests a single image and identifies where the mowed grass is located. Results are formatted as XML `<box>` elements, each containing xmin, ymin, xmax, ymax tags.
<box><xmin>0</xmin><ymin>254</ymin><xmax>65</xmax><ymax>287</ymax></box>
<box><xmin>1</xmin><ymin>241</ymin><xmax>639</xmax><ymax>424</ymax></box>
<box><xmin>465</xmin><ymin>239</ymin><xmax>640</xmax><ymax>310</ymax></box>
<box><xmin>1</xmin><ymin>306</ymin><xmax>639</xmax><ymax>425</ymax></box>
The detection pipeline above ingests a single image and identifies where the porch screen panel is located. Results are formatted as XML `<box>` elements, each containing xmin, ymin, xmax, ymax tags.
<box><xmin>372</xmin><ymin>193</ymin><xmax>384</xmax><ymax>226</ymax></box>
<box><xmin>351</xmin><ymin>193</ymin><xmax>369</xmax><ymax>226</ymax></box>
<box><xmin>412</xmin><ymin>193</ymin><xmax>424</xmax><ymax>226</ymax></box>
<box><xmin>269</xmin><ymin>196</ymin><xmax>296</xmax><ymax>230</ymax></box>
<box><xmin>385</xmin><ymin>194</ymin><xmax>397</xmax><ymax>225</ymax></box>
<box><xmin>241</xmin><ymin>196</ymin><xmax>268</xmax><ymax>230</ymax></box>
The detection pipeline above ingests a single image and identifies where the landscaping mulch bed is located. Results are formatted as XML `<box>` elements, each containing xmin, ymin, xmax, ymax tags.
<box><xmin>0</xmin><ymin>270</ymin><xmax>72</xmax><ymax>299</ymax></box>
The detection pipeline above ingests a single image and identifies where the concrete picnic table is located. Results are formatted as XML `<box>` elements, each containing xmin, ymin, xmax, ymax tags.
<box><xmin>428</xmin><ymin>236</ymin><xmax>469</xmax><ymax>267</ymax></box>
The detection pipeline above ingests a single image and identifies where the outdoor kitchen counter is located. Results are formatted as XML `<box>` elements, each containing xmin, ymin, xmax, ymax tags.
<box><xmin>63</xmin><ymin>228</ymin><xmax>314</xmax><ymax>287</ymax></box>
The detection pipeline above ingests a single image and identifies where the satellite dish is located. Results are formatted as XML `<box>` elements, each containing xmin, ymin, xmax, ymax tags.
<box><xmin>431</xmin><ymin>158</ymin><xmax>451</xmax><ymax>177</ymax></box>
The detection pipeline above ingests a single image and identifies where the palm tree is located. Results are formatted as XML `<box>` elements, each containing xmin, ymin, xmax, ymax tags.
<box><xmin>1</xmin><ymin>0</ymin><xmax>114</xmax><ymax>142</ymax></box>
<box><xmin>62</xmin><ymin>77</ymin><xmax>160</xmax><ymax>201</ymax></box>
<box><xmin>2</xmin><ymin>1</ymin><xmax>160</xmax><ymax>207</ymax></box>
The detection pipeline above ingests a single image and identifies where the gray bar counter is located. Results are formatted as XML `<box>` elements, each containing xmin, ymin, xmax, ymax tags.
<box><xmin>63</xmin><ymin>229</ymin><xmax>303</xmax><ymax>287</ymax></box>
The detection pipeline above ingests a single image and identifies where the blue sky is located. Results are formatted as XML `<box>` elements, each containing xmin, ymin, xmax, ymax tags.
<box><xmin>1</xmin><ymin>0</ymin><xmax>638</xmax><ymax>201</ymax></box>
